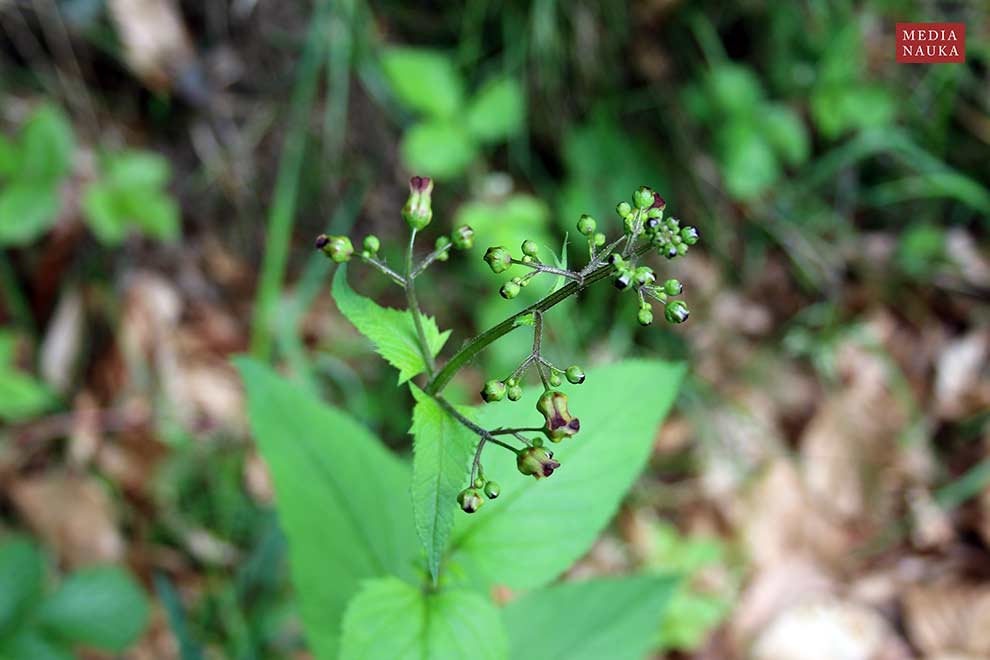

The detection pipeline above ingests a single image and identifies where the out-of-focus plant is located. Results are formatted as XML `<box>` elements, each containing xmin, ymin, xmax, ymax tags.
<box><xmin>0</xmin><ymin>332</ymin><xmax>54</xmax><ymax>423</ymax></box>
<box><xmin>380</xmin><ymin>47</ymin><xmax>524</xmax><ymax>179</ymax></box>
<box><xmin>237</xmin><ymin>177</ymin><xmax>699</xmax><ymax>659</ymax></box>
<box><xmin>683</xmin><ymin>64</ymin><xmax>809</xmax><ymax>201</ymax></box>
<box><xmin>0</xmin><ymin>536</ymin><xmax>149</xmax><ymax>658</ymax></box>
<box><xmin>0</xmin><ymin>104</ymin><xmax>179</xmax><ymax>247</ymax></box>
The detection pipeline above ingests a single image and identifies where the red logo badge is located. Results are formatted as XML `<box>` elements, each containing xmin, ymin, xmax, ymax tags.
<box><xmin>896</xmin><ymin>23</ymin><xmax>965</xmax><ymax>63</ymax></box>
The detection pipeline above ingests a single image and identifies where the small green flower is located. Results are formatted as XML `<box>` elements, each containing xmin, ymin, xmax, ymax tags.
<box><xmin>315</xmin><ymin>234</ymin><xmax>353</xmax><ymax>263</ymax></box>
<box><xmin>638</xmin><ymin>306</ymin><xmax>654</xmax><ymax>326</ymax></box>
<box><xmin>613</xmin><ymin>268</ymin><xmax>633</xmax><ymax>290</ymax></box>
<box><xmin>616</xmin><ymin>201</ymin><xmax>632</xmax><ymax>218</ymax></box>
<box><xmin>402</xmin><ymin>176</ymin><xmax>434</xmax><ymax>230</ymax></box>
<box><xmin>521</xmin><ymin>240</ymin><xmax>539</xmax><ymax>257</ymax></box>
<box><xmin>565</xmin><ymin>365</ymin><xmax>585</xmax><ymax>384</ymax></box>
<box><xmin>663</xmin><ymin>279</ymin><xmax>683</xmax><ymax>296</ymax></box>
<box><xmin>549</xmin><ymin>372</ymin><xmax>562</xmax><ymax>387</ymax></box>
<box><xmin>634</xmin><ymin>186</ymin><xmax>655</xmax><ymax>210</ymax></box>
<box><xmin>484</xmin><ymin>246</ymin><xmax>513</xmax><ymax>274</ymax></box>
<box><xmin>577</xmin><ymin>215</ymin><xmax>597</xmax><ymax>236</ymax></box>
<box><xmin>507</xmin><ymin>384</ymin><xmax>523</xmax><ymax>401</ymax></box>
<box><xmin>537</xmin><ymin>390</ymin><xmax>580</xmax><ymax>442</ymax></box>
<box><xmin>363</xmin><ymin>235</ymin><xmax>380</xmax><ymax>254</ymax></box>
<box><xmin>457</xmin><ymin>488</ymin><xmax>485</xmax><ymax>513</ymax></box>
<box><xmin>483</xmin><ymin>481</ymin><xmax>500</xmax><ymax>499</ymax></box>
<box><xmin>634</xmin><ymin>266</ymin><xmax>656</xmax><ymax>286</ymax></box>
<box><xmin>435</xmin><ymin>235</ymin><xmax>451</xmax><ymax>261</ymax></box>
<box><xmin>681</xmin><ymin>226</ymin><xmax>700</xmax><ymax>245</ymax></box>
<box><xmin>593</xmin><ymin>232</ymin><xmax>606</xmax><ymax>247</ymax></box>
<box><xmin>481</xmin><ymin>380</ymin><xmax>507</xmax><ymax>402</ymax></box>
<box><xmin>452</xmin><ymin>225</ymin><xmax>475</xmax><ymax>250</ymax></box>
<box><xmin>664</xmin><ymin>300</ymin><xmax>690</xmax><ymax>324</ymax></box>
<box><xmin>500</xmin><ymin>281</ymin><xmax>521</xmax><ymax>299</ymax></box>
<box><xmin>516</xmin><ymin>446</ymin><xmax>561</xmax><ymax>479</ymax></box>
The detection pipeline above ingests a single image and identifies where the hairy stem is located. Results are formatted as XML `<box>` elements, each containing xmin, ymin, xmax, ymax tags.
<box><xmin>411</xmin><ymin>243</ymin><xmax>453</xmax><ymax>278</ymax></box>
<box><xmin>405</xmin><ymin>229</ymin><xmax>436</xmax><ymax>375</ymax></box>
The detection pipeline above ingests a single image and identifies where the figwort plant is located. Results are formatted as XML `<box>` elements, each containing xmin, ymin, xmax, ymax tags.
<box><xmin>316</xmin><ymin>176</ymin><xmax>698</xmax><ymax>514</ymax></box>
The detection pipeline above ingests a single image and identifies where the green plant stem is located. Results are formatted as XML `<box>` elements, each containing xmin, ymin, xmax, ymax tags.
<box><xmin>425</xmin><ymin>242</ymin><xmax>652</xmax><ymax>395</ymax></box>
<box><xmin>411</xmin><ymin>243</ymin><xmax>452</xmax><ymax>278</ymax></box>
<box><xmin>405</xmin><ymin>229</ymin><xmax>436</xmax><ymax>375</ymax></box>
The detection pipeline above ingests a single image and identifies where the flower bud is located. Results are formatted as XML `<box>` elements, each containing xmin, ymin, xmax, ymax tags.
<box><xmin>402</xmin><ymin>176</ymin><xmax>434</xmax><ymax>230</ymax></box>
<box><xmin>521</xmin><ymin>240</ymin><xmax>539</xmax><ymax>257</ymax></box>
<box><xmin>484</xmin><ymin>246</ymin><xmax>512</xmax><ymax>274</ymax></box>
<box><xmin>616</xmin><ymin>201</ymin><xmax>632</xmax><ymax>218</ymax></box>
<box><xmin>638</xmin><ymin>307</ymin><xmax>654</xmax><ymax>326</ymax></box>
<box><xmin>681</xmin><ymin>226</ymin><xmax>700</xmax><ymax>245</ymax></box>
<box><xmin>435</xmin><ymin>235</ymin><xmax>451</xmax><ymax>261</ymax></box>
<box><xmin>316</xmin><ymin>234</ymin><xmax>354</xmax><ymax>263</ymax></box>
<box><xmin>634</xmin><ymin>186</ymin><xmax>654</xmax><ymax>210</ymax></box>
<box><xmin>608</xmin><ymin>253</ymin><xmax>625</xmax><ymax>268</ymax></box>
<box><xmin>537</xmin><ymin>390</ymin><xmax>580</xmax><ymax>442</ymax></box>
<box><xmin>634</xmin><ymin>266</ymin><xmax>656</xmax><ymax>286</ymax></box>
<box><xmin>577</xmin><ymin>215</ymin><xmax>597</xmax><ymax>236</ymax></box>
<box><xmin>663</xmin><ymin>245</ymin><xmax>678</xmax><ymax>259</ymax></box>
<box><xmin>452</xmin><ymin>225</ymin><xmax>475</xmax><ymax>250</ymax></box>
<box><xmin>507</xmin><ymin>384</ymin><xmax>523</xmax><ymax>401</ymax></box>
<box><xmin>664</xmin><ymin>300</ymin><xmax>690</xmax><ymax>324</ymax></box>
<box><xmin>481</xmin><ymin>380</ymin><xmax>507</xmax><ymax>402</ymax></box>
<box><xmin>663</xmin><ymin>279</ymin><xmax>682</xmax><ymax>296</ymax></box>
<box><xmin>549</xmin><ymin>373</ymin><xmax>562</xmax><ymax>387</ymax></box>
<box><xmin>613</xmin><ymin>268</ymin><xmax>633</xmax><ymax>290</ymax></box>
<box><xmin>363</xmin><ymin>235</ymin><xmax>381</xmax><ymax>254</ymax></box>
<box><xmin>593</xmin><ymin>232</ymin><xmax>606</xmax><ymax>247</ymax></box>
<box><xmin>457</xmin><ymin>488</ymin><xmax>485</xmax><ymax>513</ymax></box>
<box><xmin>677</xmin><ymin>242</ymin><xmax>689</xmax><ymax>256</ymax></box>
<box><xmin>500</xmin><ymin>281</ymin><xmax>521</xmax><ymax>299</ymax></box>
<box><xmin>565</xmin><ymin>365</ymin><xmax>585</xmax><ymax>384</ymax></box>
<box><xmin>483</xmin><ymin>481</ymin><xmax>500</xmax><ymax>499</ymax></box>
<box><xmin>516</xmin><ymin>446</ymin><xmax>561</xmax><ymax>479</ymax></box>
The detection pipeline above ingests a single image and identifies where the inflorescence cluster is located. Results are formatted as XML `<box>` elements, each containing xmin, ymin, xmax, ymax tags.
<box><xmin>317</xmin><ymin>178</ymin><xmax>698</xmax><ymax>514</ymax></box>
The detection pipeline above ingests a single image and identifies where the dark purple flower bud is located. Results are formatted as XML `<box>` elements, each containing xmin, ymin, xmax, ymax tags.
<box><xmin>516</xmin><ymin>446</ymin><xmax>561</xmax><ymax>479</ymax></box>
<box><xmin>536</xmin><ymin>390</ymin><xmax>580</xmax><ymax>442</ymax></box>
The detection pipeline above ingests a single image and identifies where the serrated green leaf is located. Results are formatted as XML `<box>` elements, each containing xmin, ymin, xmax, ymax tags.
<box><xmin>236</xmin><ymin>358</ymin><xmax>418</xmax><ymax>659</ymax></box>
<box><xmin>466</xmin><ymin>77</ymin><xmax>524</xmax><ymax>143</ymax></box>
<box><xmin>409</xmin><ymin>386</ymin><xmax>476</xmax><ymax>583</ymax></box>
<box><xmin>332</xmin><ymin>267</ymin><xmax>450</xmax><ymax>384</ymax></box>
<box><xmin>340</xmin><ymin>577</ymin><xmax>507</xmax><ymax>660</ymax></box>
<box><xmin>20</xmin><ymin>105</ymin><xmax>74</xmax><ymax>183</ymax></box>
<box><xmin>380</xmin><ymin>47</ymin><xmax>464</xmax><ymax>118</ymax></box>
<box><xmin>448</xmin><ymin>359</ymin><xmax>684</xmax><ymax>590</ymax></box>
<box><xmin>0</xmin><ymin>536</ymin><xmax>45</xmax><ymax>634</ymax></box>
<box><xmin>400</xmin><ymin>120</ymin><xmax>477</xmax><ymax>180</ymax></box>
<box><xmin>0</xmin><ymin>181</ymin><xmax>60</xmax><ymax>246</ymax></box>
<box><xmin>503</xmin><ymin>576</ymin><xmax>679</xmax><ymax>660</ymax></box>
<box><xmin>36</xmin><ymin>566</ymin><xmax>149</xmax><ymax>652</ymax></box>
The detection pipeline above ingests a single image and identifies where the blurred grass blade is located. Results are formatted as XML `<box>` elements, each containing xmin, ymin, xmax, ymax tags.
<box><xmin>249</xmin><ymin>0</ymin><xmax>331</xmax><ymax>360</ymax></box>
<box><xmin>153</xmin><ymin>572</ymin><xmax>203</xmax><ymax>660</ymax></box>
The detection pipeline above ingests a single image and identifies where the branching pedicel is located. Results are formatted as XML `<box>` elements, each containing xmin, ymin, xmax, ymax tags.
<box><xmin>316</xmin><ymin>177</ymin><xmax>699</xmax><ymax>514</ymax></box>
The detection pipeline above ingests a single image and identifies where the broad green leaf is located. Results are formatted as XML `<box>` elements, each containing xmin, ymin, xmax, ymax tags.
<box><xmin>36</xmin><ymin>566</ymin><xmax>149</xmax><ymax>652</ymax></box>
<box><xmin>121</xmin><ymin>188</ymin><xmax>180</xmax><ymax>241</ymax></box>
<box><xmin>400</xmin><ymin>120</ymin><xmax>477</xmax><ymax>180</ymax></box>
<box><xmin>340</xmin><ymin>577</ymin><xmax>507</xmax><ymax>660</ymax></box>
<box><xmin>761</xmin><ymin>104</ymin><xmax>809</xmax><ymax>166</ymax></box>
<box><xmin>718</xmin><ymin>118</ymin><xmax>779</xmax><ymax>201</ymax></box>
<box><xmin>409</xmin><ymin>386</ymin><xmax>476</xmax><ymax>583</ymax></box>
<box><xmin>0</xmin><ymin>135</ymin><xmax>20</xmax><ymax>177</ymax></box>
<box><xmin>0</xmin><ymin>181</ymin><xmax>60</xmax><ymax>246</ymax></box>
<box><xmin>332</xmin><ymin>267</ymin><xmax>450</xmax><ymax>384</ymax></box>
<box><xmin>81</xmin><ymin>182</ymin><xmax>128</xmax><ymax>245</ymax></box>
<box><xmin>448</xmin><ymin>360</ymin><xmax>684</xmax><ymax>590</ymax></box>
<box><xmin>104</xmin><ymin>150</ymin><xmax>171</xmax><ymax>189</ymax></box>
<box><xmin>503</xmin><ymin>576</ymin><xmax>679</xmax><ymax>660</ymax></box>
<box><xmin>0</xmin><ymin>630</ymin><xmax>73</xmax><ymax>660</ymax></box>
<box><xmin>466</xmin><ymin>77</ymin><xmax>524</xmax><ymax>143</ymax></box>
<box><xmin>20</xmin><ymin>105</ymin><xmax>74</xmax><ymax>183</ymax></box>
<box><xmin>0</xmin><ymin>369</ymin><xmax>55</xmax><ymax>422</ymax></box>
<box><xmin>0</xmin><ymin>536</ymin><xmax>44</xmax><ymax>633</ymax></box>
<box><xmin>381</xmin><ymin>47</ymin><xmax>464</xmax><ymax>118</ymax></box>
<box><xmin>236</xmin><ymin>358</ymin><xmax>418</xmax><ymax>659</ymax></box>
<box><xmin>707</xmin><ymin>65</ymin><xmax>763</xmax><ymax>117</ymax></box>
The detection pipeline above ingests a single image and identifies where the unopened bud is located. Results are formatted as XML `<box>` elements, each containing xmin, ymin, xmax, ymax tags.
<box><xmin>452</xmin><ymin>225</ymin><xmax>475</xmax><ymax>250</ymax></box>
<box><xmin>402</xmin><ymin>176</ymin><xmax>434</xmax><ymax>230</ymax></box>
<box><xmin>484</xmin><ymin>246</ymin><xmax>512</xmax><ymax>274</ymax></box>
<box><xmin>481</xmin><ymin>380</ymin><xmax>507</xmax><ymax>402</ymax></box>
<box><xmin>316</xmin><ymin>234</ymin><xmax>353</xmax><ymax>263</ymax></box>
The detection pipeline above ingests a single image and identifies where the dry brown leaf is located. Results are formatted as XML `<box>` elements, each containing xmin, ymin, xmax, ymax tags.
<box><xmin>933</xmin><ymin>331</ymin><xmax>989</xmax><ymax>421</ymax></box>
<box><xmin>9</xmin><ymin>472</ymin><xmax>124</xmax><ymax>568</ymax></box>
<box><xmin>40</xmin><ymin>286</ymin><xmax>84</xmax><ymax>395</ymax></box>
<box><xmin>903</xmin><ymin>583</ymin><xmax>990</xmax><ymax>656</ymax></box>
<box><xmin>108</xmin><ymin>0</ymin><xmax>196</xmax><ymax>92</ymax></box>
